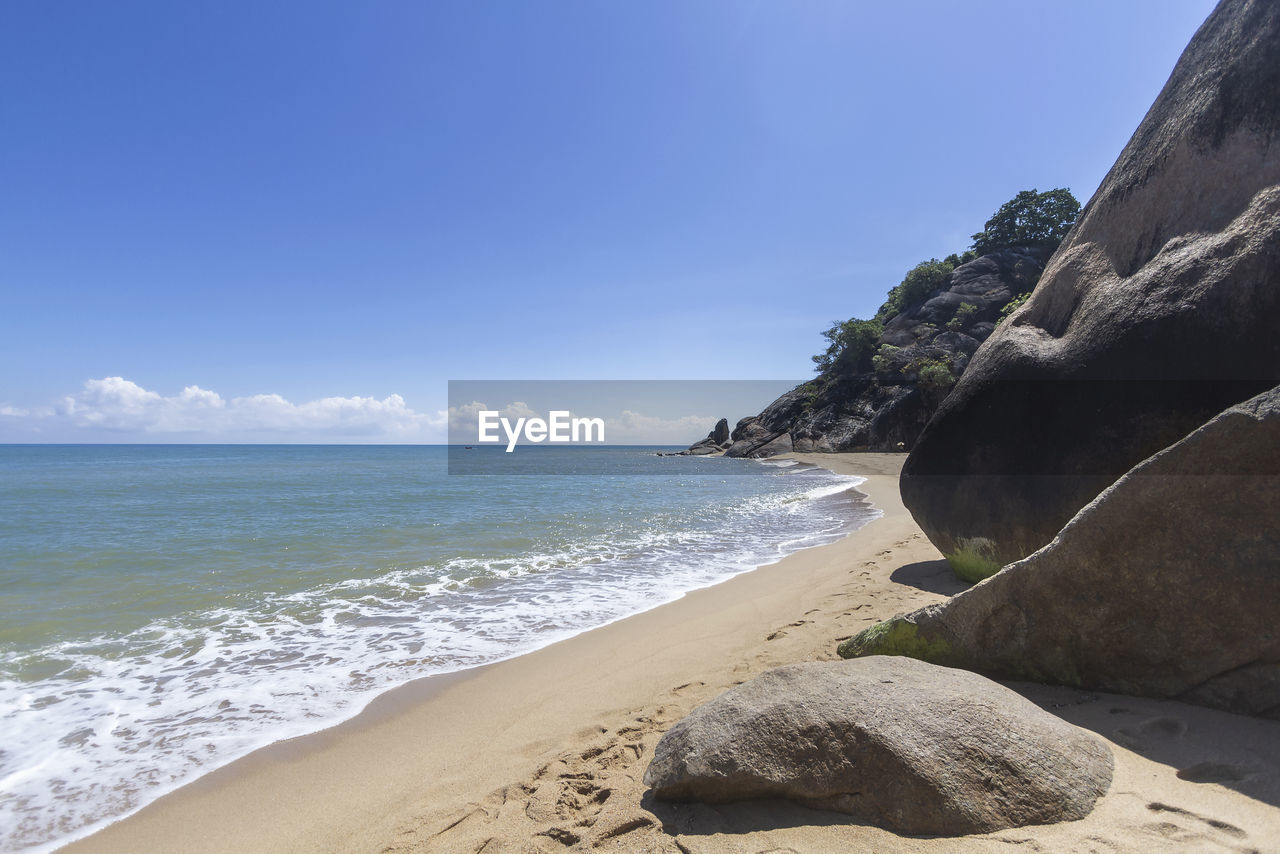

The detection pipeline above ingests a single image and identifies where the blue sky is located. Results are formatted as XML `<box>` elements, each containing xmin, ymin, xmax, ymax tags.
<box><xmin>1</xmin><ymin>0</ymin><xmax>1217</xmax><ymax>442</ymax></box>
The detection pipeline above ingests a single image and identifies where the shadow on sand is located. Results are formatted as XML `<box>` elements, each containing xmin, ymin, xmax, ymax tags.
<box><xmin>641</xmin><ymin>791</ymin><xmax>887</xmax><ymax>840</ymax></box>
<box><xmin>888</xmin><ymin>559</ymin><xmax>969</xmax><ymax>596</ymax></box>
<box><xmin>1012</xmin><ymin>681</ymin><xmax>1280</xmax><ymax>812</ymax></box>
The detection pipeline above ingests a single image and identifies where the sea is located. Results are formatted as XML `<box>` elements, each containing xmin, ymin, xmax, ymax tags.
<box><xmin>0</xmin><ymin>444</ymin><xmax>877</xmax><ymax>853</ymax></box>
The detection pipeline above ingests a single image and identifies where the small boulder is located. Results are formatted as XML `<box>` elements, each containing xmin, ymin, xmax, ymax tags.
<box><xmin>644</xmin><ymin>657</ymin><xmax>1112</xmax><ymax>835</ymax></box>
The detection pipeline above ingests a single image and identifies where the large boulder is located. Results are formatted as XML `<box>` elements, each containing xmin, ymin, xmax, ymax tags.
<box><xmin>644</xmin><ymin>657</ymin><xmax>1113</xmax><ymax>835</ymax></box>
<box><xmin>723</xmin><ymin>395</ymin><xmax>802</xmax><ymax>458</ymax></box>
<box><xmin>902</xmin><ymin>0</ymin><xmax>1280</xmax><ymax>573</ymax></box>
<box><xmin>843</xmin><ymin>385</ymin><xmax>1280</xmax><ymax>717</ymax></box>
<box><xmin>709</xmin><ymin>417</ymin><xmax>730</xmax><ymax>445</ymax></box>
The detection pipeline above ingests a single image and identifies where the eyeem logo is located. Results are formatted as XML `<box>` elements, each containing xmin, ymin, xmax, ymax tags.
<box><xmin>478</xmin><ymin>410</ymin><xmax>605</xmax><ymax>452</ymax></box>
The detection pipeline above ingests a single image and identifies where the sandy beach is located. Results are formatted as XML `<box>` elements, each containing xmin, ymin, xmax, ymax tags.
<box><xmin>63</xmin><ymin>453</ymin><xmax>1280</xmax><ymax>854</ymax></box>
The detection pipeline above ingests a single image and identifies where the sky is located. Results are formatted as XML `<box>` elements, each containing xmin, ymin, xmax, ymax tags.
<box><xmin>0</xmin><ymin>0</ymin><xmax>1219</xmax><ymax>443</ymax></box>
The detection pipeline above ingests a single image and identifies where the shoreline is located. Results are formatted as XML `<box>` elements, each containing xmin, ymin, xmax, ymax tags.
<box><xmin>61</xmin><ymin>452</ymin><xmax>1280</xmax><ymax>853</ymax></box>
<box><xmin>50</xmin><ymin>453</ymin><xmax>880</xmax><ymax>853</ymax></box>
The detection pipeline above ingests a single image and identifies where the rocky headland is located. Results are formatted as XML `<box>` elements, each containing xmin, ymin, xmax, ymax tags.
<box><xmin>681</xmin><ymin>246</ymin><xmax>1054</xmax><ymax>460</ymax></box>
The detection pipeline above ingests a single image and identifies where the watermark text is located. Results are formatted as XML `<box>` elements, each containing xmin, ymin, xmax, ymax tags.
<box><xmin>477</xmin><ymin>410</ymin><xmax>605</xmax><ymax>451</ymax></box>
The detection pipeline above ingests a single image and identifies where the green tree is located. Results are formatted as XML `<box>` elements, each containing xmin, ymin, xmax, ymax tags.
<box><xmin>875</xmin><ymin>259</ymin><xmax>955</xmax><ymax>323</ymax></box>
<box><xmin>971</xmin><ymin>188</ymin><xmax>1080</xmax><ymax>256</ymax></box>
<box><xmin>812</xmin><ymin>318</ymin><xmax>883</xmax><ymax>374</ymax></box>
<box><xmin>942</xmin><ymin>250</ymin><xmax>976</xmax><ymax>268</ymax></box>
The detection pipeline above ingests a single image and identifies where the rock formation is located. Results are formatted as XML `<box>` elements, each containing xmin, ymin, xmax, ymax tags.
<box><xmin>842</xmin><ymin>385</ymin><xmax>1280</xmax><ymax>718</ymax></box>
<box><xmin>714</xmin><ymin>248</ymin><xmax>1047</xmax><ymax>458</ymax></box>
<box><xmin>900</xmin><ymin>0</ymin><xmax>1280</xmax><ymax>573</ymax></box>
<box><xmin>674</xmin><ymin>417</ymin><xmax>733</xmax><ymax>455</ymax></box>
<box><xmin>644</xmin><ymin>657</ymin><xmax>1113</xmax><ymax>834</ymax></box>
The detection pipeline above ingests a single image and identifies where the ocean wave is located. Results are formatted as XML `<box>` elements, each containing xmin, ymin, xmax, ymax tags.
<box><xmin>0</xmin><ymin>460</ymin><xmax>876</xmax><ymax>853</ymax></box>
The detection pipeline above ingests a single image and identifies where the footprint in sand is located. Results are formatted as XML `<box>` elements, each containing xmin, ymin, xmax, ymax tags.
<box><xmin>766</xmin><ymin>620</ymin><xmax>811</xmax><ymax>641</ymax></box>
<box><xmin>591</xmin><ymin>815</ymin><xmax>656</xmax><ymax>843</ymax></box>
<box><xmin>1115</xmin><ymin>714</ymin><xmax>1187</xmax><ymax>747</ymax></box>
<box><xmin>1139</xmin><ymin>716</ymin><xmax>1188</xmax><ymax>738</ymax></box>
<box><xmin>524</xmin><ymin>776</ymin><xmax>612</xmax><ymax>824</ymax></box>
<box><xmin>1144</xmin><ymin>802</ymin><xmax>1249</xmax><ymax>845</ymax></box>
<box><xmin>988</xmin><ymin>838</ymin><xmax>1050</xmax><ymax>852</ymax></box>
<box><xmin>581</xmin><ymin>741</ymin><xmax>644</xmax><ymax>773</ymax></box>
<box><xmin>429</xmin><ymin>711</ymin><xmax>672</xmax><ymax>851</ymax></box>
<box><xmin>670</xmin><ymin>680</ymin><xmax>705</xmax><ymax>695</ymax></box>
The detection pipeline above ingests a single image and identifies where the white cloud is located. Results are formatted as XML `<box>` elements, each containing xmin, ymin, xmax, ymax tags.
<box><xmin>446</xmin><ymin>400</ymin><xmax>542</xmax><ymax>439</ymax></box>
<box><xmin>1</xmin><ymin>377</ymin><xmax>447</xmax><ymax>442</ymax></box>
<box><xmin>1</xmin><ymin>380</ymin><xmax>728</xmax><ymax>445</ymax></box>
<box><xmin>605</xmin><ymin>410</ymin><xmax>719</xmax><ymax>445</ymax></box>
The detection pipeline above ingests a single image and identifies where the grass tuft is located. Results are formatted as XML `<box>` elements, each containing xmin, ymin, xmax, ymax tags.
<box><xmin>837</xmin><ymin>615</ymin><xmax>952</xmax><ymax>662</ymax></box>
<box><xmin>946</xmin><ymin>538</ymin><xmax>1003</xmax><ymax>583</ymax></box>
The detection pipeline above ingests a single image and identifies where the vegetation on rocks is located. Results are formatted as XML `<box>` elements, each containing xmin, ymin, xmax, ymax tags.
<box><xmin>811</xmin><ymin>318</ymin><xmax>883</xmax><ymax>373</ymax></box>
<box><xmin>837</xmin><ymin>615</ymin><xmax>952</xmax><ymax>662</ymax></box>
<box><xmin>913</xmin><ymin>358</ymin><xmax>956</xmax><ymax>391</ymax></box>
<box><xmin>810</xmin><ymin>188</ymin><xmax>1079</xmax><ymax>377</ymax></box>
<box><xmin>874</xmin><ymin>259</ymin><xmax>956</xmax><ymax>323</ymax></box>
<box><xmin>946</xmin><ymin>537</ymin><xmax>1003</xmax><ymax>582</ymax></box>
<box><xmin>718</xmin><ymin>188</ymin><xmax>1080</xmax><ymax>458</ymax></box>
<box><xmin>947</xmin><ymin>302</ymin><xmax>978</xmax><ymax>332</ymax></box>
<box><xmin>998</xmin><ymin>291</ymin><xmax>1030</xmax><ymax>322</ymax></box>
<box><xmin>970</xmin><ymin>188</ymin><xmax>1081</xmax><ymax>256</ymax></box>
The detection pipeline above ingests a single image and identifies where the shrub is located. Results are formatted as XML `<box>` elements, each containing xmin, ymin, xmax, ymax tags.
<box><xmin>946</xmin><ymin>302</ymin><xmax>978</xmax><ymax>332</ymax></box>
<box><xmin>799</xmin><ymin>379</ymin><xmax>822</xmax><ymax>413</ymax></box>
<box><xmin>914</xmin><ymin>358</ymin><xmax>955</xmax><ymax>390</ymax></box>
<box><xmin>812</xmin><ymin>318</ymin><xmax>884</xmax><ymax>374</ymax></box>
<box><xmin>998</xmin><ymin>292</ymin><xmax>1030</xmax><ymax>322</ymax></box>
<box><xmin>946</xmin><ymin>538</ymin><xmax>1003</xmax><ymax>583</ymax></box>
<box><xmin>871</xmin><ymin>344</ymin><xmax>902</xmax><ymax>376</ymax></box>
<box><xmin>875</xmin><ymin>259</ymin><xmax>955</xmax><ymax>323</ymax></box>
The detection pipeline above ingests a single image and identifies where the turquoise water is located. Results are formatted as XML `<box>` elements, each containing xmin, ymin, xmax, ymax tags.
<box><xmin>0</xmin><ymin>445</ymin><xmax>875</xmax><ymax>852</ymax></box>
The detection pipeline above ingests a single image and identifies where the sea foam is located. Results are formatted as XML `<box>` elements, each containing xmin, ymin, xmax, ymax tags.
<box><xmin>0</xmin><ymin>446</ymin><xmax>876</xmax><ymax>852</ymax></box>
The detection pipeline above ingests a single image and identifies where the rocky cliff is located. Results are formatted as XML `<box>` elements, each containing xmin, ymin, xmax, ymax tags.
<box><xmin>711</xmin><ymin>248</ymin><xmax>1048</xmax><ymax>458</ymax></box>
